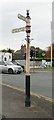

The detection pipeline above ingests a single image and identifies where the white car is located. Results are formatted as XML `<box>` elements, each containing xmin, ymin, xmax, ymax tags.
<box><xmin>0</xmin><ymin>61</ymin><xmax>22</xmax><ymax>74</ymax></box>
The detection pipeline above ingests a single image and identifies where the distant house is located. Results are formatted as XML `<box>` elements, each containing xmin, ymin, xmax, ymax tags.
<box><xmin>12</xmin><ymin>44</ymin><xmax>26</xmax><ymax>60</ymax></box>
<box><xmin>45</xmin><ymin>44</ymin><xmax>54</xmax><ymax>59</ymax></box>
<box><xmin>0</xmin><ymin>52</ymin><xmax>12</xmax><ymax>61</ymax></box>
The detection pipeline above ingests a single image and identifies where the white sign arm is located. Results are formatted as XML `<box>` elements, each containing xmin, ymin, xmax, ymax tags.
<box><xmin>12</xmin><ymin>27</ymin><xmax>26</xmax><ymax>33</ymax></box>
<box><xmin>18</xmin><ymin>14</ymin><xmax>27</xmax><ymax>22</ymax></box>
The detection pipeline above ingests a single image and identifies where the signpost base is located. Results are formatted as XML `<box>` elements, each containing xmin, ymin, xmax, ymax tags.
<box><xmin>25</xmin><ymin>75</ymin><xmax>31</xmax><ymax>107</ymax></box>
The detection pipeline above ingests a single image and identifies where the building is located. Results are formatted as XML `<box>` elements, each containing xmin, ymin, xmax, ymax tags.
<box><xmin>0</xmin><ymin>52</ymin><xmax>12</xmax><ymax>61</ymax></box>
<box><xmin>45</xmin><ymin>43</ymin><xmax>54</xmax><ymax>59</ymax></box>
<box><xmin>21</xmin><ymin>44</ymin><xmax>26</xmax><ymax>55</ymax></box>
<box><xmin>12</xmin><ymin>45</ymin><xmax>26</xmax><ymax>60</ymax></box>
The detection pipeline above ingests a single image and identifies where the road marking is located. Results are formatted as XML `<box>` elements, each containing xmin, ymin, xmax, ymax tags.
<box><xmin>0</xmin><ymin>82</ymin><xmax>24</xmax><ymax>93</ymax></box>
<box><xmin>0</xmin><ymin>82</ymin><xmax>53</xmax><ymax>103</ymax></box>
<box><xmin>30</xmin><ymin>70</ymin><xmax>52</xmax><ymax>73</ymax></box>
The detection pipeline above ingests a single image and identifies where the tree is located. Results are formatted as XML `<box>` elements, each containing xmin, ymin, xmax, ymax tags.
<box><xmin>24</xmin><ymin>53</ymin><xmax>26</xmax><ymax>60</ymax></box>
<box><xmin>1</xmin><ymin>49</ymin><xmax>7</xmax><ymax>52</ymax></box>
<box><xmin>1</xmin><ymin>48</ymin><xmax>15</xmax><ymax>53</ymax></box>
<box><xmin>30</xmin><ymin>46</ymin><xmax>35</xmax><ymax>58</ymax></box>
<box><xmin>30</xmin><ymin>46</ymin><xmax>45</xmax><ymax>58</ymax></box>
<box><xmin>7</xmin><ymin>48</ymin><xmax>14</xmax><ymax>53</ymax></box>
<box><xmin>30</xmin><ymin>50</ymin><xmax>33</xmax><ymax>58</ymax></box>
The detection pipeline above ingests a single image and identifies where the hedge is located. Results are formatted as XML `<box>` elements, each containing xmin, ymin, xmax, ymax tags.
<box><xmin>30</xmin><ymin>58</ymin><xmax>54</xmax><ymax>61</ymax></box>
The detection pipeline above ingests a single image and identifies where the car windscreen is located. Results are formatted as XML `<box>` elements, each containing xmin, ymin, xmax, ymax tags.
<box><xmin>5</xmin><ymin>62</ymin><xmax>13</xmax><ymax>65</ymax></box>
<box><xmin>12</xmin><ymin>62</ymin><xmax>17</xmax><ymax>65</ymax></box>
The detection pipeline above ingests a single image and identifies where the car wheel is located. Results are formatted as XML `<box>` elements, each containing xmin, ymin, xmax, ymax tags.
<box><xmin>17</xmin><ymin>71</ymin><xmax>21</xmax><ymax>74</ymax></box>
<box><xmin>8</xmin><ymin>68</ymin><xmax>13</xmax><ymax>74</ymax></box>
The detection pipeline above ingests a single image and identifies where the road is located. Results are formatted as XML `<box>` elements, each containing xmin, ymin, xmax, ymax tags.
<box><xmin>0</xmin><ymin>70</ymin><xmax>52</xmax><ymax>98</ymax></box>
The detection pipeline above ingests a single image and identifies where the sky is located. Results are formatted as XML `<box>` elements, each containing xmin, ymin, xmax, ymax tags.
<box><xmin>0</xmin><ymin>0</ymin><xmax>53</xmax><ymax>51</ymax></box>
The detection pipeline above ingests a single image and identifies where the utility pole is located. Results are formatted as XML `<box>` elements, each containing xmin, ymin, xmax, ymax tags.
<box><xmin>12</xmin><ymin>10</ymin><xmax>31</xmax><ymax>107</ymax></box>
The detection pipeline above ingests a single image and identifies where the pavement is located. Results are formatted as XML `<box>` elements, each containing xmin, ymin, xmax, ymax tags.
<box><xmin>0</xmin><ymin>84</ymin><xmax>53</xmax><ymax>119</ymax></box>
<box><xmin>30</xmin><ymin>67</ymin><xmax>52</xmax><ymax>73</ymax></box>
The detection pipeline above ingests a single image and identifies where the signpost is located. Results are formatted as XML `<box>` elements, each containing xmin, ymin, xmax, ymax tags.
<box><xmin>12</xmin><ymin>10</ymin><xmax>31</xmax><ymax>107</ymax></box>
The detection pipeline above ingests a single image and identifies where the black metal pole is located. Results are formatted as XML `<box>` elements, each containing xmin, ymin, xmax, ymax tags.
<box><xmin>25</xmin><ymin>75</ymin><xmax>31</xmax><ymax>107</ymax></box>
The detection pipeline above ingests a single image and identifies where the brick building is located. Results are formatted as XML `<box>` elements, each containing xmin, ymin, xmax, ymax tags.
<box><xmin>45</xmin><ymin>44</ymin><xmax>54</xmax><ymax>59</ymax></box>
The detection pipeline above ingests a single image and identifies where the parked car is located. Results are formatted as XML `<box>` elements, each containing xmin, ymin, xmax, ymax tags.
<box><xmin>0</xmin><ymin>61</ymin><xmax>22</xmax><ymax>74</ymax></box>
<box><xmin>12</xmin><ymin>61</ymin><xmax>24</xmax><ymax>72</ymax></box>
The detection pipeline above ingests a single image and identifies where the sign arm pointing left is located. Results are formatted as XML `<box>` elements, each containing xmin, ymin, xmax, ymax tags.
<box><xmin>12</xmin><ymin>27</ymin><xmax>26</xmax><ymax>33</ymax></box>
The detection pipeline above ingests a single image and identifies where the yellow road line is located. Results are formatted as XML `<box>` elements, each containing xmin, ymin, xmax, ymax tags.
<box><xmin>0</xmin><ymin>82</ymin><xmax>24</xmax><ymax>93</ymax></box>
<box><xmin>0</xmin><ymin>82</ymin><xmax>53</xmax><ymax>102</ymax></box>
